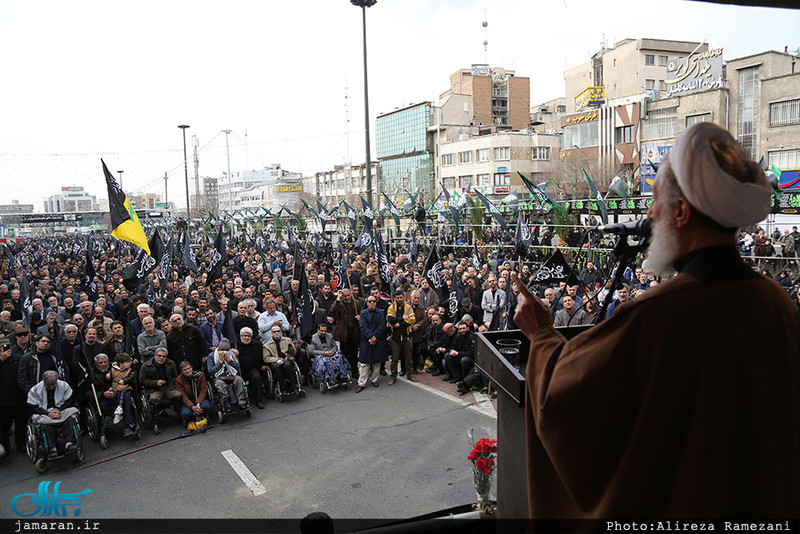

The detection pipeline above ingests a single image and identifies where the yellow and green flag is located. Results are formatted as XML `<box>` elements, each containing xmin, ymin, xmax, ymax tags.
<box><xmin>102</xmin><ymin>159</ymin><xmax>150</xmax><ymax>255</ymax></box>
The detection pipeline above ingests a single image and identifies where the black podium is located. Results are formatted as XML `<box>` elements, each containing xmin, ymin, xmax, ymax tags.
<box><xmin>476</xmin><ymin>326</ymin><xmax>592</xmax><ymax>519</ymax></box>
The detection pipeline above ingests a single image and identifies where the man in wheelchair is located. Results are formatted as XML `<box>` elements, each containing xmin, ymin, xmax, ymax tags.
<box><xmin>206</xmin><ymin>338</ymin><xmax>247</xmax><ymax>411</ymax></box>
<box><xmin>90</xmin><ymin>353</ymin><xmax>137</xmax><ymax>437</ymax></box>
<box><xmin>139</xmin><ymin>347</ymin><xmax>181</xmax><ymax>411</ymax></box>
<box><xmin>27</xmin><ymin>371</ymin><xmax>79</xmax><ymax>458</ymax></box>
<box><xmin>263</xmin><ymin>325</ymin><xmax>300</xmax><ymax>394</ymax></box>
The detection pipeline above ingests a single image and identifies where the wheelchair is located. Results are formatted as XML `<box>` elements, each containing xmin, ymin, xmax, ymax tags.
<box><xmin>306</xmin><ymin>352</ymin><xmax>353</xmax><ymax>394</ymax></box>
<box><xmin>139</xmin><ymin>389</ymin><xmax>182</xmax><ymax>435</ymax></box>
<box><xmin>263</xmin><ymin>359</ymin><xmax>306</xmax><ymax>402</ymax></box>
<box><xmin>83</xmin><ymin>388</ymin><xmax>141</xmax><ymax>449</ymax></box>
<box><xmin>25</xmin><ymin>413</ymin><xmax>83</xmax><ymax>474</ymax></box>
<box><xmin>209</xmin><ymin>373</ymin><xmax>252</xmax><ymax>424</ymax></box>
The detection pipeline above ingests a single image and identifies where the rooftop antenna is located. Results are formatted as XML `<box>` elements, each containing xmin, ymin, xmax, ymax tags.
<box><xmin>482</xmin><ymin>10</ymin><xmax>488</xmax><ymax>65</ymax></box>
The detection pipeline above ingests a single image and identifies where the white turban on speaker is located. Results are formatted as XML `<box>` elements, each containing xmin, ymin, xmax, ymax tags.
<box><xmin>659</xmin><ymin>122</ymin><xmax>772</xmax><ymax>228</ymax></box>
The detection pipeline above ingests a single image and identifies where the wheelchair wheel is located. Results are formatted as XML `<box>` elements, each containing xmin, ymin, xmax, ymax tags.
<box><xmin>73</xmin><ymin>448</ymin><xmax>84</xmax><ymax>463</ymax></box>
<box><xmin>306</xmin><ymin>372</ymin><xmax>317</xmax><ymax>388</ymax></box>
<box><xmin>319</xmin><ymin>381</ymin><xmax>327</xmax><ymax>394</ymax></box>
<box><xmin>139</xmin><ymin>393</ymin><xmax>154</xmax><ymax>429</ymax></box>
<box><xmin>85</xmin><ymin>406</ymin><xmax>100</xmax><ymax>441</ymax></box>
<box><xmin>26</xmin><ymin>423</ymin><xmax>38</xmax><ymax>463</ymax></box>
<box><xmin>299</xmin><ymin>389</ymin><xmax>307</xmax><ymax>398</ymax></box>
<box><xmin>217</xmin><ymin>409</ymin><xmax>224</xmax><ymax>425</ymax></box>
<box><xmin>274</xmin><ymin>383</ymin><xmax>283</xmax><ymax>403</ymax></box>
<box><xmin>99</xmin><ymin>435</ymin><xmax>107</xmax><ymax>450</ymax></box>
<box><xmin>34</xmin><ymin>457</ymin><xmax>47</xmax><ymax>474</ymax></box>
<box><xmin>263</xmin><ymin>368</ymin><xmax>275</xmax><ymax>399</ymax></box>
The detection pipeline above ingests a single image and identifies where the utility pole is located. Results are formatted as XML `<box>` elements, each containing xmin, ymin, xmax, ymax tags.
<box><xmin>193</xmin><ymin>135</ymin><xmax>200</xmax><ymax>202</ymax></box>
<box><xmin>163</xmin><ymin>172</ymin><xmax>169</xmax><ymax>206</ymax></box>
<box><xmin>178</xmin><ymin>124</ymin><xmax>190</xmax><ymax>218</ymax></box>
<box><xmin>223</xmin><ymin>129</ymin><xmax>232</xmax><ymax>212</ymax></box>
<box><xmin>117</xmin><ymin>170</ymin><xmax>124</xmax><ymax>189</ymax></box>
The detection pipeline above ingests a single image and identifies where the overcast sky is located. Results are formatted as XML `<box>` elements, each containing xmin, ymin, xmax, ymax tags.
<box><xmin>0</xmin><ymin>0</ymin><xmax>798</xmax><ymax>211</ymax></box>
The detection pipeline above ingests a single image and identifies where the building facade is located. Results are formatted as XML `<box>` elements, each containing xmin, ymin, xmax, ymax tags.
<box><xmin>312</xmin><ymin>162</ymin><xmax>381</xmax><ymax>208</ymax></box>
<box><xmin>44</xmin><ymin>186</ymin><xmax>98</xmax><ymax>213</ymax></box>
<box><xmin>0</xmin><ymin>200</ymin><xmax>34</xmax><ymax>215</ymax></box>
<box><xmin>438</xmin><ymin>131</ymin><xmax>561</xmax><ymax>199</ymax></box>
<box><xmin>376</xmin><ymin>102</ymin><xmax>435</xmax><ymax>196</ymax></box>
<box><xmin>128</xmin><ymin>192</ymin><xmax>161</xmax><ymax>212</ymax></box>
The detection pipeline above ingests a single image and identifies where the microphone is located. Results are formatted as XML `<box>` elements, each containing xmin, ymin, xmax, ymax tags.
<box><xmin>595</xmin><ymin>218</ymin><xmax>652</xmax><ymax>237</ymax></box>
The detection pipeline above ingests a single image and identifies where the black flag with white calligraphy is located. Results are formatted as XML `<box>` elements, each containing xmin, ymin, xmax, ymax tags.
<box><xmin>531</xmin><ymin>249</ymin><xmax>580</xmax><ymax>286</ymax></box>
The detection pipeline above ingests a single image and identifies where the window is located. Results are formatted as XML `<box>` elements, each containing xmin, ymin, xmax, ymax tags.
<box><xmin>477</xmin><ymin>173</ymin><xmax>491</xmax><ymax>186</ymax></box>
<box><xmin>493</xmin><ymin>173</ymin><xmax>510</xmax><ymax>186</ymax></box>
<box><xmin>659</xmin><ymin>55</ymin><xmax>668</xmax><ymax>66</ymax></box>
<box><xmin>645</xmin><ymin>54</ymin><xmax>655</xmax><ymax>66</ymax></box>
<box><xmin>458</xmin><ymin>151</ymin><xmax>473</xmax><ymax>164</ymax></box>
<box><xmin>643</xmin><ymin>107</ymin><xmax>678</xmax><ymax>140</ymax></box>
<box><xmin>563</xmin><ymin>122</ymin><xmax>599</xmax><ymax>148</ymax></box>
<box><xmin>659</xmin><ymin>80</ymin><xmax>667</xmax><ymax>93</ymax></box>
<box><xmin>769</xmin><ymin>148</ymin><xmax>800</xmax><ymax>171</ymax></box>
<box><xmin>531</xmin><ymin>147</ymin><xmax>551</xmax><ymax>160</ymax></box>
<box><xmin>442</xmin><ymin>153</ymin><xmax>455</xmax><ymax>166</ymax></box>
<box><xmin>686</xmin><ymin>113</ymin><xmax>712</xmax><ymax>127</ymax></box>
<box><xmin>443</xmin><ymin>176</ymin><xmax>456</xmax><ymax>190</ymax></box>
<box><xmin>556</xmin><ymin>105</ymin><xmax>566</xmax><ymax>113</ymax></box>
<box><xmin>615</xmin><ymin>125</ymin><xmax>634</xmax><ymax>144</ymax></box>
<box><xmin>493</xmin><ymin>147</ymin><xmax>510</xmax><ymax>160</ymax></box>
<box><xmin>645</xmin><ymin>79</ymin><xmax>655</xmax><ymax>91</ymax></box>
<box><xmin>458</xmin><ymin>175</ymin><xmax>473</xmax><ymax>188</ymax></box>
<box><xmin>476</xmin><ymin>148</ymin><xmax>489</xmax><ymax>162</ymax></box>
<box><xmin>737</xmin><ymin>66</ymin><xmax>759</xmax><ymax>160</ymax></box>
<box><xmin>770</xmin><ymin>99</ymin><xmax>800</xmax><ymax>126</ymax></box>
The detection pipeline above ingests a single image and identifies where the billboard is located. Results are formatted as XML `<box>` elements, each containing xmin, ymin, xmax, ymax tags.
<box><xmin>640</xmin><ymin>143</ymin><xmax>672</xmax><ymax>194</ymax></box>
<box><xmin>665</xmin><ymin>43</ymin><xmax>724</xmax><ymax>98</ymax></box>
<box><xmin>575</xmin><ymin>86</ymin><xmax>605</xmax><ymax>111</ymax></box>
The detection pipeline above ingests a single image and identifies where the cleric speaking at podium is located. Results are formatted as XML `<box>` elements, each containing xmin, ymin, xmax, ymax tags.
<box><xmin>512</xmin><ymin>122</ymin><xmax>800</xmax><ymax>518</ymax></box>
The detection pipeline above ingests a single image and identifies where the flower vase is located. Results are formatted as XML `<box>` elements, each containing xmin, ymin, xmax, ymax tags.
<box><xmin>472</xmin><ymin>467</ymin><xmax>493</xmax><ymax>503</ymax></box>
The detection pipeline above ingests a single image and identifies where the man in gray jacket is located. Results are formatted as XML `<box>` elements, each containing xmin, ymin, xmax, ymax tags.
<box><xmin>137</xmin><ymin>316</ymin><xmax>166</xmax><ymax>362</ymax></box>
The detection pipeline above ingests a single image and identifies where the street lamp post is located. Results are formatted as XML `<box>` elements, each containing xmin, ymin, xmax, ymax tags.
<box><xmin>351</xmin><ymin>0</ymin><xmax>377</xmax><ymax>208</ymax></box>
<box><xmin>178</xmin><ymin>124</ymin><xmax>191</xmax><ymax>219</ymax></box>
<box><xmin>117</xmin><ymin>170</ymin><xmax>124</xmax><ymax>190</ymax></box>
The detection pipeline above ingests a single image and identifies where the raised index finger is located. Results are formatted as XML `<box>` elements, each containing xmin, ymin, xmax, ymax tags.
<box><xmin>510</xmin><ymin>272</ymin><xmax>534</xmax><ymax>300</ymax></box>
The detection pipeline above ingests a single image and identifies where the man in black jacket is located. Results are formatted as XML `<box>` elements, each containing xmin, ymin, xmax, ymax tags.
<box><xmin>0</xmin><ymin>337</ymin><xmax>26</xmax><ymax>455</ymax></box>
<box><xmin>443</xmin><ymin>321</ymin><xmax>475</xmax><ymax>383</ymax></box>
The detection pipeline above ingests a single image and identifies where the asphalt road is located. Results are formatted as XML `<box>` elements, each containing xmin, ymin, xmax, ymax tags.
<box><xmin>0</xmin><ymin>376</ymin><xmax>497</xmax><ymax>523</ymax></box>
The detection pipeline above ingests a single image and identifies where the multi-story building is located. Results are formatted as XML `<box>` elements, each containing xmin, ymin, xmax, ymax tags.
<box><xmin>564</xmin><ymin>38</ymin><xmax>707</xmax><ymax>114</ymax></box>
<box><xmin>312</xmin><ymin>162</ymin><xmax>381</xmax><ymax>207</ymax></box>
<box><xmin>0</xmin><ymin>200</ymin><xmax>34</xmax><ymax>215</ymax></box>
<box><xmin>376</xmin><ymin>101</ymin><xmax>435</xmax><ymax>196</ymax></box>
<box><xmin>128</xmin><ymin>192</ymin><xmax>161</xmax><ymax>212</ymax></box>
<box><xmin>218</xmin><ymin>165</ymin><xmax>302</xmax><ymax>212</ymax></box>
<box><xmin>640</xmin><ymin>49</ymin><xmax>800</xmax><ymax>192</ymax></box>
<box><xmin>441</xmin><ymin>65</ymin><xmax>531</xmax><ymax>130</ymax></box>
<box><xmin>438</xmin><ymin>130</ymin><xmax>561</xmax><ymax>199</ymax></box>
<box><xmin>44</xmin><ymin>186</ymin><xmax>98</xmax><ymax>213</ymax></box>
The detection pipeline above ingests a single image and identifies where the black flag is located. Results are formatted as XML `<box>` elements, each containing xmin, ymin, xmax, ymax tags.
<box><xmin>85</xmin><ymin>238</ymin><xmax>97</xmax><ymax>297</ymax></box>
<box><xmin>157</xmin><ymin>234</ymin><xmax>175</xmax><ymax>282</ymax></box>
<box><xmin>361</xmin><ymin>196</ymin><xmax>375</xmax><ymax>232</ymax></box>
<box><xmin>293</xmin><ymin>243</ymin><xmax>315</xmax><ymax>341</ymax></box>
<box><xmin>373</xmin><ymin>231</ymin><xmax>390</xmax><ymax>292</ymax></box>
<box><xmin>354</xmin><ymin>226</ymin><xmax>373</xmax><ymax>255</ymax></box>
<box><xmin>123</xmin><ymin>230</ymin><xmax>165</xmax><ymax>292</ymax></box>
<box><xmin>423</xmin><ymin>243</ymin><xmax>447</xmax><ymax>302</ymax></box>
<box><xmin>407</xmin><ymin>231</ymin><xmax>418</xmax><ymax>264</ymax></box>
<box><xmin>514</xmin><ymin>214</ymin><xmax>532</xmax><ymax>258</ymax></box>
<box><xmin>471</xmin><ymin>243</ymin><xmax>481</xmax><ymax>271</ymax></box>
<box><xmin>207</xmin><ymin>229</ymin><xmax>228</xmax><ymax>283</ymax></box>
<box><xmin>531</xmin><ymin>250</ymin><xmax>580</xmax><ymax>286</ymax></box>
<box><xmin>180</xmin><ymin>231</ymin><xmax>199</xmax><ymax>273</ymax></box>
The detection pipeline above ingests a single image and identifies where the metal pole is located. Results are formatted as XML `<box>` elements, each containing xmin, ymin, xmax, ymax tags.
<box><xmin>179</xmin><ymin>125</ymin><xmax>190</xmax><ymax>219</ymax></box>
<box><xmin>223</xmin><ymin>130</ymin><xmax>232</xmax><ymax>213</ymax></box>
<box><xmin>117</xmin><ymin>170</ymin><xmax>124</xmax><ymax>190</ymax></box>
<box><xmin>361</xmin><ymin>5</ymin><xmax>372</xmax><ymax>208</ymax></box>
<box><xmin>163</xmin><ymin>172</ymin><xmax>169</xmax><ymax>206</ymax></box>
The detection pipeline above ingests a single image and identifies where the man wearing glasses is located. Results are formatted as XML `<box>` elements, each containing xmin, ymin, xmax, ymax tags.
<box><xmin>356</xmin><ymin>296</ymin><xmax>387</xmax><ymax>392</ymax></box>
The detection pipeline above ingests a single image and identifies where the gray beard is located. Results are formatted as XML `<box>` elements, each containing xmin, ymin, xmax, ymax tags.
<box><xmin>643</xmin><ymin>217</ymin><xmax>679</xmax><ymax>277</ymax></box>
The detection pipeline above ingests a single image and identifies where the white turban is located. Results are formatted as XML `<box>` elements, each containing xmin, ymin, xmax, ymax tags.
<box><xmin>661</xmin><ymin>122</ymin><xmax>772</xmax><ymax>228</ymax></box>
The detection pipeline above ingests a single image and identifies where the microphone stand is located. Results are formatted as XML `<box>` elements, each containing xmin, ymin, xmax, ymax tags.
<box><xmin>598</xmin><ymin>230</ymin><xmax>651</xmax><ymax>321</ymax></box>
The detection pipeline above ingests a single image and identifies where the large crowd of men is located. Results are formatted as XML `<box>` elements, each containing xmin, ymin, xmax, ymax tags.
<box><xmin>1</xmin><ymin>202</ymin><xmax>798</xmax><ymax>460</ymax></box>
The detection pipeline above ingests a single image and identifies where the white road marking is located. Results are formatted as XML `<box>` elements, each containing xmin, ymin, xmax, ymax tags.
<box><xmin>406</xmin><ymin>378</ymin><xmax>497</xmax><ymax>420</ymax></box>
<box><xmin>221</xmin><ymin>449</ymin><xmax>267</xmax><ymax>496</ymax></box>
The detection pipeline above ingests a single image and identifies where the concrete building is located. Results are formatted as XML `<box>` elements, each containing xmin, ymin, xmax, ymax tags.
<box><xmin>217</xmin><ymin>165</ymin><xmax>301</xmax><ymax>212</ymax></box>
<box><xmin>128</xmin><ymin>192</ymin><xmax>161</xmax><ymax>212</ymax></box>
<box><xmin>44</xmin><ymin>186</ymin><xmax>98</xmax><ymax>213</ymax></box>
<box><xmin>376</xmin><ymin>102</ymin><xmax>435</xmax><ymax>195</ymax></box>
<box><xmin>0</xmin><ymin>200</ymin><xmax>34</xmax><ymax>215</ymax></box>
<box><xmin>441</xmin><ymin>65</ymin><xmax>531</xmax><ymax>130</ymax></box>
<box><xmin>640</xmin><ymin>49</ymin><xmax>800</xmax><ymax>192</ymax></box>
<box><xmin>438</xmin><ymin>130</ymin><xmax>561</xmax><ymax>199</ymax></box>
<box><xmin>531</xmin><ymin>97</ymin><xmax>568</xmax><ymax>132</ymax></box>
<box><xmin>312</xmin><ymin>161</ymin><xmax>381</xmax><ymax>208</ymax></box>
<box><xmin>564</xmin><ymin>38</ymin><xmax>707</xmax><ymax>114</ymax></box>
